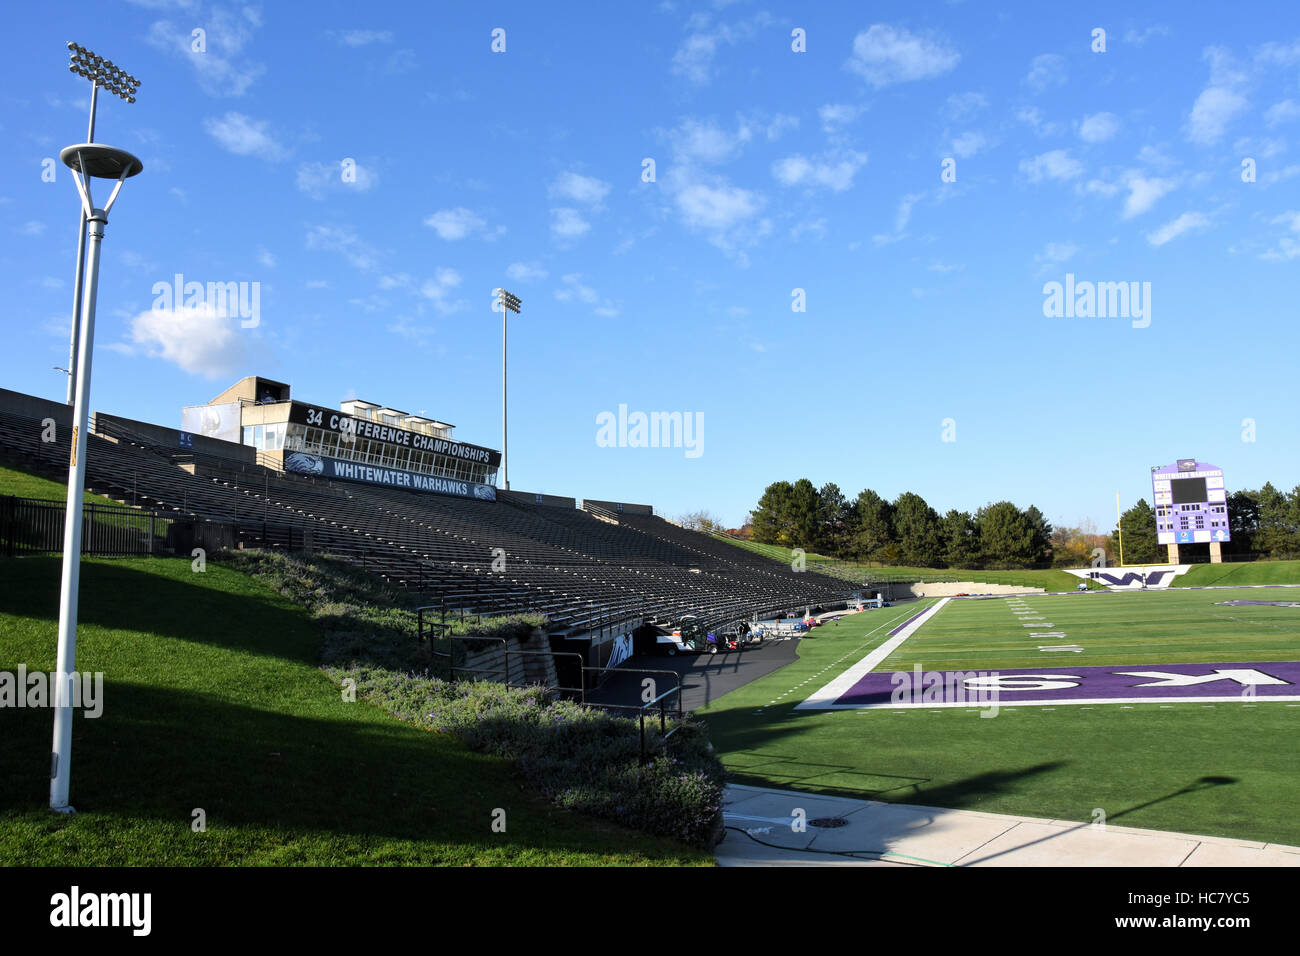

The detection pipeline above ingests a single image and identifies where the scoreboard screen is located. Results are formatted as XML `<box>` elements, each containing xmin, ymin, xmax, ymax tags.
<box><xmin>1151</xmin><ymin>459</ymin><xmax>1229</xmax><ymax>545</ymax></box>
<box><xmin>1170</xmin><ymin>477</ymin><xmax>1207</xmax><ymax>505</ymax></box>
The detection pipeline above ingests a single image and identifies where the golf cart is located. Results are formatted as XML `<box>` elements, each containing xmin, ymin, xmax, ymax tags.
<box><xmin>659</xmin><ymin>615</ymin><xmax>741</xmax><ymax>656</ymax></box>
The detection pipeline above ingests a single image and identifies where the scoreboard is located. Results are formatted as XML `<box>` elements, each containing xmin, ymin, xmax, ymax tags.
<box><xmin>1151</xmin><ymin>459</ymin><xmax>1230</xmax><ymax>546</ymax></box>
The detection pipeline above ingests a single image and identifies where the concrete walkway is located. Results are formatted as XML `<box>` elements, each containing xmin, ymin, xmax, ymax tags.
<box><xmin>717</xmin><ymin>784</ymin><xmax>1300</xmax><ymax>867</ymax></box>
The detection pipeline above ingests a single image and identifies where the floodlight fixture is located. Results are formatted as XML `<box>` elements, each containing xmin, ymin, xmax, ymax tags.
<box><xmin>63</xmin><ymin>43</ymin><xmax>140</xmax><ymax>405</ymax></box>
<box><xmin>494</xmin><ymin>289</ymin><xmax>523</xmax><ymax>490</ymax></box>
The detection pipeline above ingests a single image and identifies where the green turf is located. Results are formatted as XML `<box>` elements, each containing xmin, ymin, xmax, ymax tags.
<box><xmin>0</xmin><ymin>555</ymin><xmax>709</xmax><ymax>866</ymax></box>
<box><xmin>883</xmin><ymin>589</ymin><xmax>1300</xmax><ymax>671</ymax></box>
<box><xmin>0</xmin><ymin>462</ymin><xmax>111</xmax><ymax>505</ymax></box>
<box><xmin>699</xmin><ymin>594</ymin><xmax>1300</xmax><ymax>845</ymax></box>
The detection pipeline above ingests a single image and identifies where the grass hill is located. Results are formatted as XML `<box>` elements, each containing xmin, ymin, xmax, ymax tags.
<box><xmin>0</xmin><ymin>553</ymin><xmax>708</xmax><ymax>865</ymax></box>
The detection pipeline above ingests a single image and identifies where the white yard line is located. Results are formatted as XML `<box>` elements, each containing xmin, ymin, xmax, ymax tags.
<box><xmin>796</xmin><ymin>598</ymin><xmax>951</xmax><ymax>710</ymax></box>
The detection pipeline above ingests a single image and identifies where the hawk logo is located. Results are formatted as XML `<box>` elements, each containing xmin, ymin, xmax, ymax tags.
<box><xmin>284</xmin><ymin>453</ymin><xmax>324</xmax><ymax>475</ymax></box>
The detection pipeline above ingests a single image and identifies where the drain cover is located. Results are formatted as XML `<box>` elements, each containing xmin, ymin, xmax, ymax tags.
<box><xmin>809</xmin><ymin>817</ymin><xmax>849</xmax><ymax>829</ymax></box>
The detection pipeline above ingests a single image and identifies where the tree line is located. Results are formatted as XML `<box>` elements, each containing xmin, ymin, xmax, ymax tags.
<box><xmin>743</xmin><ymin>480</ymin><xmax>1058</xmax><ymax>569</ymax></box>
<box><xmin>729</xmin><ymin>478</ymin><xmax>1300</xmax><ymax>570</ymax></box>
<box><xmin>1112</xmin><ymin>483</ymin><xmax>1300</xmax><ymax>564</ymax></box>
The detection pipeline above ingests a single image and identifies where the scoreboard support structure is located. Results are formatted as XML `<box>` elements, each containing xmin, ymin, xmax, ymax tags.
<box><xmin>1152</xmin><ymin>458</ymin><xmax>1230</xmax><ymax>565</ymax></box>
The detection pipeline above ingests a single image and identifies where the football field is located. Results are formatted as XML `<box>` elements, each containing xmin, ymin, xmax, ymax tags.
<box><xmin>699</xmin><ymin>589</ymin><xmax>1300</xmax><ymax>845</ymax></box>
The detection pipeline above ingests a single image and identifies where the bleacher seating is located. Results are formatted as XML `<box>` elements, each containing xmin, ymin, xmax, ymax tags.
<box><xmin>0</xmin><ymin>406</ymin><xmax>850</xmax><ymax>633</ymax></box>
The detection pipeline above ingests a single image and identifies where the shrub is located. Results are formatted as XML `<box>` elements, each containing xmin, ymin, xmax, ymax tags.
<box><xmin>224</xmin><ymin>550</ymin><xmax>725</xmax><ymax>848</ymax></box>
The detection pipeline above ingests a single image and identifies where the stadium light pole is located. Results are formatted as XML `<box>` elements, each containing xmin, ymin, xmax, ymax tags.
<box><xmin>51</xmin><ymin>43</ymin><xmax>143</xmax><ymax>814</ymax></box>
<box><xmin>63</xmin><ymin>43</ymin><xmax>139</xmax><ymax>405</ymax></box>
<box><xmin>495</xmin><ymin>288</ymin><xmax>522</xmax><ymax>491</ymax></box>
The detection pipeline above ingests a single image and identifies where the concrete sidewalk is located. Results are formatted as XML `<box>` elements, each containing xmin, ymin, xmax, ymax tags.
<box><xmin>717</xmin><ymin>784</ymin><xmax>1300</xmax><ymax>867</ymax></box>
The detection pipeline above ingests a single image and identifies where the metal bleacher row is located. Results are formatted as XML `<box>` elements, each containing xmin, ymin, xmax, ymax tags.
<box><xmin>0</xmin><ymin>406</ymin><xmax>851</xmax><ymax>634</ymax></box>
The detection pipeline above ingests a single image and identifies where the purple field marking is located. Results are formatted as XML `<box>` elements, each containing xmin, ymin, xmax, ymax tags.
<box><xmin>888</xmin><ymin>607</ymin><xmax>932</xmax><ymax>636</ymax></box>
<box><xmin>832</xmin><ymin>660</ymin><xmax>1300</xmax><ymax>707</ymax></box>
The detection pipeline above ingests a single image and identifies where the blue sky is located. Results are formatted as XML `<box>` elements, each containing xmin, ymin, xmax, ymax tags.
<box><xmin>1</xmin><ymin>1</ymin><xmax>1298</xmax><ymax>531</ymax></box>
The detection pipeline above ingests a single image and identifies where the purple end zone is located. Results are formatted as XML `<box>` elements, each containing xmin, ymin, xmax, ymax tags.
<box><xmin>833</xmin><ymin>660</ymin><xmax>1300</xmax><ymax>707</ymax></box>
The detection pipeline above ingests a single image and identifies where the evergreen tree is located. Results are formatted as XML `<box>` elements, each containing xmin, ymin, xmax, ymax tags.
<box><xmin>893</xmin><ymin>491</ymin><xmax>942</xmax><ymax>566</ymax></box>
<box><xmin>940</xmin><ymin>509</ymin><xmax>979</xmax><ymax>568</ymax></box>
<box><xmin>976</xmin><ymin>501</ymin><xmax>1037</xmax><ymax>568</ymax></box>
<box><xmin>851</xmin><ymin>489</ymin><xmax>894</xmax><ymax>561</ymax></box>
<box><xmin>1108</xmin><ymin>498</ymin><xmax>1160</xmax><ymax>564</ymax></box>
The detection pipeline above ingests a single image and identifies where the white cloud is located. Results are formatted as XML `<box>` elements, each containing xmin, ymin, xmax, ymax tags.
<box><xmin>419</xmin><ymin>268</ymin><xmax>466</xmax><ymax>314</ymax></box>
<box><xmin>670</xmin><ymin>13</ymin><xmax>770</xmax><ymax>86</ymax></box>
<box><xmin>945</xmin><ymin>92</ymin><xmax>988</xmax><ymax>122</ymax></box>
<box><xmin>305</xmin><ymin>224</ymin><xmax>382</xmax><ymax>271</ymax></box>
<box><xmin>424</xmin><ymin>207</ymin><xmax>495</xmax><ymax>240</ymax></box>
<box><xmin>1025</xmin><ymin>54</ymin><xmax>1066</xmax><ymax>92</ymax></box>
<box><xmin>1265</xmin><ymin>100</ymin><xmax>1300</xmax><ymax>126</ymax></box>
<box><xmin>764</xmin><ymin>114</ymin><xmax>800</xmax><ymax>140</ymax></box>
<box><xmin>1146</xmin><ymin>211</ymin><xmax>1210</xmax><ymax>246</ymax></box>
<box><xmin>1262</xmin><ymin>164</ymin><xmax>1300</xmax><ymax>187</ymax></box>
<box><xmin>551</xmin><ymin>208</ymin><xmax>591</xmax><ymax>239</ymax></box>
<box><xmin>1020</xmin><ymin>149</ymin><xmax>1083</xmax><ymax>183</ymax></box>
<box><xmin>1137</xmin><ymin>145</ymin><xmax>1176</xmax><ymax>169</ymax></box>
<box><xmin>549</xmin><ymin>171</ymin><xmax>611</xmax><ymax>205</ymax></box>
<box><xmin>1016</xmin><ymin>106</ymin><xmax>1063</xmax><ymax>137</ymax></box>
<box><xmin>771</xmin><ymin>151</ymin><xmax>868</xmax><ymax>191</ymax></box>
<box><xmin>846</xmin><ymin>24</ymin><xmax>959</xmax><ymax>88</ymax></box>
<box><xmin>1261</xmin><ymin>210</ymin><xmax>1300</xmax><ymax>261</ymax></box>
<box><xmin>669</xmin><ymin>117</ymin><xmax>752</xmax><ymax>164</ymax></box>
<box><xmin>146</xmin><ymin>5</ymin><xmax>265</xmax><ymax>97</ymax></box>
<box><xmin>790</xmin><ymin>218</ymin><xmax>827</xmax><ymax>241</ymax></box>
<box><xmin>893</xmin><ymin>192</ymin><xmax>925</xmax><ymax>233</ymax></box>
<box><xmin>819</xmin><ymin>103</ymin><xmax>864</xmax><ymax>133</ymax></box>
<box><xmin>296</xmin><ymin>159</ymin><xmax>377</xmax><ymax>198</ymax></box>
<box><xmin>18</xmin><ymin>220</ymin><xmax>45</xmax><ymax>236</ymax></box>
<box><xmin>1035</xmin><ymin>241</ymin><xmax>1078</xmax><ymax>264</ymax></box>
<box><xmin>1257</xmin><ymin>41</ymin><xmax>1300</xmax><ymax>67</ymax></box>
<box><xmin>257</xmin><ymin>248</ymin><xmax>276</xmax><ymax>268</ymax></box>
<box><xmin>506</xmin><ymin>262</ymin><xmax>548</xmax><ymax>282</ymax></box>
<box><xmin>125</xmin><ymin>303</ymin><xmax>251</xmax><ymax>379</ymax></box>
<box><xmin>672</xmin><ymin>32</ymin><xmax>718</xmax><ymax>85</ymax></box>
<box><xmin>1078</xmin><ymin>112</ymin><xmax>1120</xmax><ymax>143</ymax></box>
<box><xmin>1123</xmin><ymin>26</ymin><xmax>1169</xmax><ymax>46</ymax></box>
<box><xmin>1186</xmin><ymin>48</ymin><xmax>1249</xmax><ymax>145</ymax></box>
<box><xmin>674</xmin><ymin>179</ymin><xmax>761</xmax><ymax>231</ymax></box>
<box><xmin>950</xmin><ymin>131</ymin><xmax>987</xmax><ymax>159</ymax></box>
<box><xmin>1122</xmin><ymin>174</ymin><xmax>1175</xmax><ymax>219</ymax></box>
<box><xmin>1187</xmin><ymin>86</ymin><xmax>1249</xmax><ymax>144</ymax></box>
<box><xmin>333</xmin><ymin>29</ymin><xmax>393</xmax><ymax>47</ymax></box>
<box><xmin>554</xmin><ymin>273</ymin><xmax>619</xmax><ymax>316</ymax></box>
<box><xmin>204</xmin><ymin>112</ymin><xmax>287</xmax><ymax>161</ymax></box>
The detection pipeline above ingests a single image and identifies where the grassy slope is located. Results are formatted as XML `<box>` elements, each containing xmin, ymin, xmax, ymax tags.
<box><xmin>0</xmin><ymin>462</ymin><xmax>112</xmax><ymax>506</ymax></box>
<box><xmin>0</xmin><ymin>555</ymin><xmax>708</xmax><ymax>866</ymax></box>
<box><xmin>713</xmin><ymin>534</ymin><xmax>1095</xmax><ymax>592</ymax></box>
<box><xmin>698</xmin><ymin>597</ymin><xmax>1300</xmax><ymax>845</ymax></box>
<box><xmin>1177</xmin><ymin>560</ymin><xmax>1300</xmax><ymax>587</ymax></box>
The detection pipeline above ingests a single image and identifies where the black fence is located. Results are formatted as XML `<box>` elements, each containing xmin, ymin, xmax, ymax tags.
<box><xmin>1</xmin><ymin>495</ymin><xmax>174</xmax><ymax>557</ymax></box>
<box><xmin>1</xmin><ymin>496</ymin><xmax>312</xmax><ymax>559</ymax></box>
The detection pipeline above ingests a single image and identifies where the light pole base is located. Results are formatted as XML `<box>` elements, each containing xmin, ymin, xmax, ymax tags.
<box><xmin>50</xmin><ymin>805</ymin><xmax>77</xmax><ymax>815</ymax></box>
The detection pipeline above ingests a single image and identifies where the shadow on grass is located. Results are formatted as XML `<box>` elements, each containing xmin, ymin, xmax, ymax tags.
<box><xmin>0</xmin><ymin>677</ymin><xmax>669</xmax><ymax>862</ymax></box>
<box><xmin>1</xmin><ymin>556</ymin><xmax>322</xmax><ymax>666</ymax></box>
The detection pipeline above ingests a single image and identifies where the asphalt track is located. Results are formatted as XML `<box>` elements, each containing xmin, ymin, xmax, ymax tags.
<box><xmin>585</xmin><ymin>635</ymin><xmax>803</xmax><ymax>712</ymax></box>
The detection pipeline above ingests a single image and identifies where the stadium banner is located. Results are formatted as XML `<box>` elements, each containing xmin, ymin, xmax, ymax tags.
<box><xmin>287</xmin><ymin>402</ymin><xmax>501</xmax><ymax>468</ymax></box>
<box><xmin>283</xmin><ymin>452</ymin><xmax>497</xmax><ymax>501</ymax></box>
<box><xmin>181</xmin><ymin>402</ymin><xmax>241</xmax><ymax>444</ymax></box>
